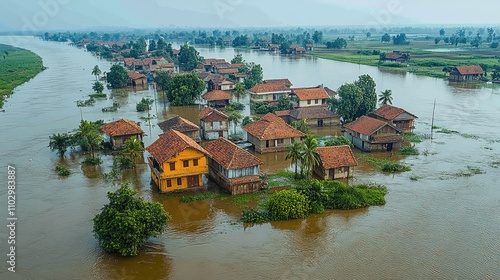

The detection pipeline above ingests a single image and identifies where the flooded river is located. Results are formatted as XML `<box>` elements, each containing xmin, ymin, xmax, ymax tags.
<box><xmin>0</xmin><ymin>36</ymin><xmax>499</xmax><ymax>280</ymax></box>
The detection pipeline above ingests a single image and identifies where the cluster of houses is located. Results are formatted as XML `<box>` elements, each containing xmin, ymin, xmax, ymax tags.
<box><xmin>98</xmin><ymin>66</ymin><xmax>418</xmax><ymax>196</ymax></box>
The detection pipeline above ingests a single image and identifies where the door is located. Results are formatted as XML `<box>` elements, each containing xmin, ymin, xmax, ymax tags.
<box><xmin>318</xmin><ymin>119</ymin><xmax>323</xmax><ymax>127</ymax></box>
<box><xmin>329</xmin><ymin>169</ymin><xmax>334</xmax><ymax>180</ymax></box>
<box><xmin>187</xmin><ymin>175</ymin><xmax>200</xmax><ymax>188</ymax></box>
<box><xmin>218</xmin><ymin>130</ymin><xmax>224</xmax><ymax>137</ymax></box>
<box><xmin>387</xmin><ymin>143</ymin><xmax>393</xmax><ymax>152</ymax></box>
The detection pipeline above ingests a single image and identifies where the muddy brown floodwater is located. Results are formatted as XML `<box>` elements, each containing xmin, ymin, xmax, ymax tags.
<box><xmin>0</xmin><ymin>36</ymin><xmax>499</xmax><ymax>280</ymax></box>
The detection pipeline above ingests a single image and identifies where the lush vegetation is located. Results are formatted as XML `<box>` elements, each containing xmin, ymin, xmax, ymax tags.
<box><xmin>55</xmin><ymin>164</ymin><xmax>71</xmax><ymax>176</ymax></box>
<box><xmin>324</xmin><ymin>136</ymin><xmax>353</xmax><ymax>147</ymax></box>
<box><xmin>178</xmin><ymin>43</ymin><xmax>203</xmax><ymax>71</ymax></box>
<box><xmin>399</xmin><ymin>146</ymin><xmax>420</xmax><ymax>156</ymax></box>
<box><xmin>329</xmin><ymin>75</ymin><xmax>377</xmax><ymax>122</ymax></box>
<box><xmin>93</xmin><ymin>184</ymin><xmax>170</xmax><ymax>256</ymax></box>
<box><xmin>164</xmin><ymin>72</ymin><xmax>205</xmax><ymax>106</ymax></box>
<box><xmin>0</xmin><ymin>44</ymin><xmax>45</xmax><ymax>109</ymax></box>
<box><xmin>107</xmin><ymin>64</ymin><xmax>129</xmax><ymax>88</ymax></box>
<box><xmin>136</xmin><ymin>97</ymin><xmax>154</xmax><ymax>112</ymax></box>
<box><xmin>241</xmin><ymin>180</ymin><xmax>387</xmax><ymax>223</ymax></box>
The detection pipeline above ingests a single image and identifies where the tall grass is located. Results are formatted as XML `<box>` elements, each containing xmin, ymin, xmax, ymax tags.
<box><xmin>0</xmin><ymin>44</ymin><xmax>45</xmax><ymax>108</ymax></box>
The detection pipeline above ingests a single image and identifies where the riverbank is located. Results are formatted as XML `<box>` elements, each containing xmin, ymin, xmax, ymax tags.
<box><xmin>310</xmin><ymin>39</ymin><xmax>500</xmax><ymax>80</ymax></box>
<box><xmin>0</xmin><ymin>44</ymin><xmax>45</xmax><ymax>109</ymax></box>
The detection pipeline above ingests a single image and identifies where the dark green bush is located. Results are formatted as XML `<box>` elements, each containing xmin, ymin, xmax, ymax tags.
<box><xmin>241</xmin><ymin>208</ymin><xmax>270</xmax><ymax>223</ymax></box>
<box><xmin>268</xmin><ymin>189</ymin><xmax>310</xmax><ymax>220</ymax></box>
<box><xmin>55</xmin><ymin>164</ymin><xmax>71</xmax><ymax>176</ymax></box>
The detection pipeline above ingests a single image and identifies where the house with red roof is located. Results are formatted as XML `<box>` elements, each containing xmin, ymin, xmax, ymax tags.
<box><xmin>204</xmin><ymin>138</ymin><xmax>264</xmax><ymax>195</ymax></box>
<box><xmin>275</xmin><ymin>106</ymin><xmax>340</xmax><ymax>127</ymax></box>
<box><xmin>101</xmin><ymin>118</ymin><xmax>145</xmax><ymax>149</ymax></box>
<box><xmin>248</xmin><ymin>83</ymin><xmax>292</xmax><ymax>103</ymax></box>
<box><xmin>314</xmin><ymin>145</ymin><xmax>358</xmax><ymax>180</ymax></box>
<box><xmin>199</xmin><ymin>107</ymin><xmax>229</xmax><ymax>140</ymax></box>
<box><xmin>291</xmin><ymin>86</ymin><xmax>330</xmax><ymax>108</ymax></box>
<box><xmin>370</xmin><ymin>104</ymin><xmax>418</xmax><ymax>133</ymax></box>
<box><xmin>263</xmin><ymin>78</ymin><xmax>293</xmax><ymax>88</ymax></box>
<box><xmin>202</xmin><ymin>90</ymin><xmax>232</xmax><ymax>108</ymax></box>
<box><xmin>382</xmin><ymin>51</ymin><xmax>409</xmax><ymax>63</ymax></box>
<box><xmin>449</xmin><ymin>65</ymin><xmax>485</xmax><ymax>82</ymax></box>
<box><xmin>243</xmin><ymin>113</ymin><xmax>305</xmax><ymax>153</ymax></box>
<box><xmin>343</xmin><ymin>116</ymin><xmax>403</xmax><ymax>152</ymax></box>
<box><xmin>158</xmin><ymin>116</ymin><xmax>201</xmax><ymax>142</ymax></box>
<box><xmin>146</xmin><ymin>130</ymin><xmax>210</xmax><ymax>192</ymax></box>
<box><xmin>127</xmin><ymin>71</ymin><xmax>147</xmax><ymax>87</ymax></box>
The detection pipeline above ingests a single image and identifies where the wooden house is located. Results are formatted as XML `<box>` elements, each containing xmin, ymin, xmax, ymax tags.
<box><xmin>248</xmin><ymin>83</ymin><xmax>291</xmax><ymax>103</ymax></box>
<box><xmin>287</xmin><ymin>44</ymin><xmax>306</xmax><ymax>54</ymax></box>
<box><xmin>146</xmin><ymin>130</ymin><xmax>210</xmax><ymax>193</ymax></box>
<box><xmin>343</xmin><ymin>116</ymin><xmax>403</xmax><ymax>152</ymax></box>
<box><xmin>291</xmin><ymin>86</ymin><xmax>329</xmax><ymax>108</ymax></box>
<box><xmin>275</xmin><ymin>106</ymin><xmax>340</xmax><ymax>127</ymax></box>
<box><xmin>314</xmin><ymin>145</ymin><xmax>357</xmax><ymax>180</ymax></box>
<box><xmin>448</xmin><ymin>66</ymin><xmax>485</xmax><ymax>82</ymax></box>
<box><xmin>199</xmin><ymin>107</ymin><xmax>229</xmax><ymax>140</ymax></box>
<box><xmin>101</xmin><ymin>118</ymin><xmax>145</xmax><ymax>149</ymax></box>
<box><xmin>158</xmin><ymin>116</ymin><xmax>201</xmax><ymax>142</ymax></box>
<box><xmin>204</xmin><ymin>138</ymin><xmax>264</xmax><ymax>195</ymax></box>
<box><xmin>127</xmin><ymin>71</ymin><xmax>147</xmax><ymax>87</ymax></box>
<box><xmin>202</xmin><ymin>90</ymin><xmax>232</xmax><ymax>108</ymax></box>
<box><xmin>370</xmin><ymin>104</ymin><xmax>418</xmax><ymax>133</ymax></box>
<box><xmin>243</xmin><ymin>113</ymin><xmax>305</xmax><ymax>153</ymax></box>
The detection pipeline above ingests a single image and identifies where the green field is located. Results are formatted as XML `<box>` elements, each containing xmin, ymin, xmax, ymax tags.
<box><xmin>0</xmin><ymin>44</ymin><xmax>45</xmax><ymax>109</ymax></box>
<box><xmin>311</xmin><ymin>39</ymin><xmax>500</xmax><ymax>80</ymax></box>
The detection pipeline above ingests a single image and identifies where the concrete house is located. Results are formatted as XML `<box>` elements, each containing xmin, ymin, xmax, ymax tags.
<box><xmin>158</xmin><ymin>116</ymin><xmax>201</xmax><ymax>142</ymax></box>
<box><xmin>370</xmin><ymin>104</ymin><xmax>418</xmax><ymax>133</ymax></box>
<box><xmin>275</xmin><ymin>106</ymin><xmax>340</xmax><ymax>127</ymax></box>
<box><xmin>249</xmin><ymin>83</ymin><xmax>291</xmax><ymax>103</ymax></box>
<box><xmin>101</xmin><ymin>118</ymin><xmax>145</xmax><ymax>149</ymax></box>
<box><xmin>199</xmin><ymin>107</ymin><xmax>229</xmax><ymax>140</ymax></box>
<box><xmin>291</xmin><ymin>86</ymin><xmax>329</xmax><ymax>108</ymax></box>
<box><xmin>314</xmin><ymin>145</ymin><xmax>358</xmax><ymax>180</ymax></box>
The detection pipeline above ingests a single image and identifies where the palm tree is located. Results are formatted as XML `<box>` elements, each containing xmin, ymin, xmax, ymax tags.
<box><xmin>49</xmin><ymin>133</ymin><xmax>72</xmax><ymax>158</ymax></box>
<box><xmin>285</xmin><ymin>142</ymin><xmax>304</xmax><ymax>178</ymax></box>
<box><xmin>78</xmin><ymin>120</ymin><xmax>104</xmax><ymax>160</ymax></box>
<box><xmin>232</xmin><ymin>82</ymin><xmax>247</xmax><ymax>103</ymax></box>
<box><xmin>92</xmin><ymin>65</ymin><xmax>102</xmax><ymax>81</ymax></box>
<box><xmin>228</xmin><ymin>111</ymin><xmax>242</xmax><ymax>136</ymax></box>
<box><xmin>121</xmin><ymin>136</ymin><xmax>144</xmax><ymax>168</ymax></box>
<box><xmin>378</xmin><ymin>89</ymin><xmax>393</xmax><ymax>105</ymax></box>
<box><xmin>301</xmin><ymin>135</ymin><xmax>320</xmax><ymax>177</ymax></box>
<box><xmin>92</xmin><ymin>81</ymin><xmax>104</xmax><ymax>94</ymax></box>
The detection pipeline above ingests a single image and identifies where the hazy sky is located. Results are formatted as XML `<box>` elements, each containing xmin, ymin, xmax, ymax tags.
<box><xmin>1</xmin><ymin>0</ymin><xmax>499</xmax><ymax>32</ymax></box>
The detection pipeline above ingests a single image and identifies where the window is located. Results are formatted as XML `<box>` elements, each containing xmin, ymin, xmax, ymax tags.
<box><xmin>307</xmin><ymin>100</ymin><xmax>311</xmax><ymax>105</ymax></box>
<box><xmin>277</xmin><ymin>139</ymin><xmax>284</xmax><ymax>144</ymax></box>
<box><xmin>193</xmin><ymin>159</ymin><xmax>199</xmax><ymax>166</ymax></box>
<box><xmin>167</xmin><ymin>180</ymin><xmax>172</xmax><ymax>188</ymax></box>
<box><xmin>177</xmin><ymin>178</ymin><xmax>182</xmax><ymax>185</ymax></box>
<box><xmin>169</xmin><ymin>162</ymin><xmax>175</xmax><ymax>171</ymax></box>
<box><xmin>291</xmin><ymin>138</ymin><xmax>295</xmax><ymax>144</ymax></box>
<box><xmin>183</xmin><ymin>160</ymin><xmax>189</xmax><ymax>168</ymax></box>
<box><xmin>315</xmin><ymin>99</ymin><xmax>319</xmax><ymax>104</ymax></box>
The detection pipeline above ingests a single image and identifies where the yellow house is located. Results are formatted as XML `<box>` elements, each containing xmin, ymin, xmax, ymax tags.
<box><xmin>146</xmin><ymin>129</ymin><xmax>211</xmax><ymax>193</ymax></box>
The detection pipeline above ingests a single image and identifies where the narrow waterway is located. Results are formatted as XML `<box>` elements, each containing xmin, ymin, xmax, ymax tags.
<box><xmin>0</xmin><ymin>36</ymin><xmax>499</xmax><ymax>280</ymax></box>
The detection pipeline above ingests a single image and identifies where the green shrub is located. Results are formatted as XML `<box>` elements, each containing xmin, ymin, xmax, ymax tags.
<box><xmin>136</xmin><ymin>97</ymin><xmax>153</xmax><ymax>112</ymax></box>
<box><xmin>241</xmin><ymin>208</ymin><xmax>270</xmax><ymax>223</ymax></box>
<box><xmin>403</xmin><ymin>132</ymin><xmax>423</xmax><ymax>143</ymax></box>
<box><xmin>322</xmin><ymin>181</ymin><xmax>387</xmax><ymax>209</ymax></box>
<box><xmin>226</xmin><ymin>102</ymin><xmax>245</xmax><ymax>111</ymax></box>
<box><xmin>76</xmin><ymin>97</ymin><xmax>96</xmax><ymax>107</ymax></box>
<box><xmin>268</xmin><ymin>189</ymin><xmax>310</xmax><ymax>220</ymax></box>
<box><xmin>88</xmin><ymin>93</ymin><xmax>107</xmax><ymax>98</ymax></box>
<box><xmin>82</xmin><ymin>157</ymin><xmax>102</xmax><ymax>165</ymax></box>
<box><xmin>324</xmin><ymin>136</ymin><xmax>353</xmax><ymax>147</ymax></box>
<box><xmin>55</xmin><ymin>164</ymin><xmax>71</xmax><ymax>176</ymax></box>
<box><xmin>400</xmin><ymin>146</ymin><xmax>420</xmax><ymax>155</ymax></box>
<box><xmin>380</xmin><ymin>161</ymin><xmax>411</xmax><ymax>172</ymax></box>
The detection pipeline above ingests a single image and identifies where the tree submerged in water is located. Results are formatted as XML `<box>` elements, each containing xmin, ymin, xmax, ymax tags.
<box><xmin>93</xmin><ymin>184</ymin><xmax>170</xmax><ymax>256</ymax></box>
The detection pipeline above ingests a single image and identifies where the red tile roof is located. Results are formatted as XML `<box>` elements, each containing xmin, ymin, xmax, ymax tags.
<box><xmin>264</xmin><ymin>79</ymin><xmax>293</xmax><ymax>87</ymax></box>
<box><xmin>317</xmin><ymin>145</ymin><xmax>357</xmax><ymax>169</ymax></box>
<box><xmin>292</xmin><ymin>87</ymin><xmax>329</xmax><ymax>101</ymax></box>
<box><xmin>202</xmin><ymin>58</ymin><xmax>227</xmax><ymax>65</ymax></box>
<box><xmin>202</xmin><ymin>90</ymin><xmax>232</xmax><ymax>101</ymax></box>
<box><xmin>127</xmin><ymin>71</ymin><xmax>146</xmax><ymax>80</ymax></box>
<box><xmin>274</xmin><ymin>110</ymin><xmax>290</xmax><ymax>117</ymax></box>
<box><xmin>288</xmin><ymin>106</ymin><xmax>338</xmax><ymax>120</ymax></box>
<box><xmin>371</xmin><ymin>104</ymin><xmax>417</xmax><ymax>121</ymax></box>
<box><xmin>158</xmin><ymin>116</ymin><xmax>200</xmax><ymax>133</ymax></box>
<box><xmin>204</xmin><ymin>74</ymin><xmax>225</xmax><ymax>83</ymax></box>
<box><xmin>249</xmin><ymin>83</ymin><xmax>291</xmax><ymax>94</ymax></box>
<box><xmin>101</xmin><ymin>118</ymin><xmax>144</xmax><ymax>137</ymax></box>
<box><xmin>384</xmin><ymin>52</ymin><xmax>404</xmax><ymax>60</ymax></box>
<box><xmin>198</xmin><ymin>107</ymin><xmax>229</xmax><ymax>122</ymax></box>
<box><xmin>454</xmin><ymin>65</ymin><xmax>484</xmax><ymax>75</ymax></box>
<box><xmin>204</xmin><ymin>138</ymin><xmax>264</xmax><ymax>170</ymax></box>
<box><xmin>343</xmin><ymin>116</ymin><xmax>393</xmax><ymax>136</ymax></box>
<box><xmin>243</xmin><ymin>113</ymin><xmax>305</xmax><ymax>140</ymax></box>
<box><xmin>146</xmin><ymin>130</ymin><xmax>209</xmax><ymax>164</ymax></box>
<box><xmin>124</xmin><ymin>58</ymin><xmax>135</xmax><ymax>66</ymax></box>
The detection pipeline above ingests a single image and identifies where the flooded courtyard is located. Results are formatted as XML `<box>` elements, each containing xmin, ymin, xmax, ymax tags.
<box><xmin>0</xmin><ymin>36</ymin><xmax>499</xmax><ymax>279</ymax></box>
